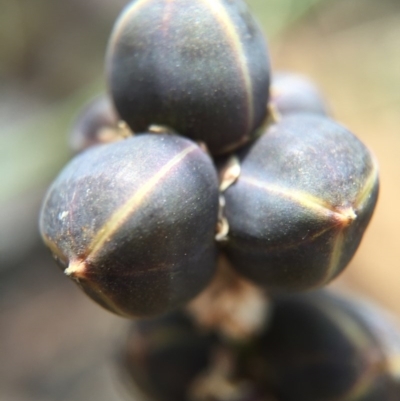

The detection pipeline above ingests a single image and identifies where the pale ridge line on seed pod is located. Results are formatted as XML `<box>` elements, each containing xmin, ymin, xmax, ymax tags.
<box><xmin>318</xmin><ymin>230</ymin><xmax>346</xmax><ymax>287</ymax></box>
<box><xmin>162</xmin><ymin>0</ymin><xmax>174</xmax><ymax>34</ymax></box>
<box><xmin>318</xmin><ymin>161</ymin><xmax>379</xmax><ymax>287</ymax></box>
<box><xmin>109</xmin><ymin>0</ymin><xmax>255</xmax><ymax>137</ymax></box>
<box><xmin>338</xmin><ymin>361</ymin><xmax>385</xmax><ymax>401</ymax></box>
<box><xmin>231</xmin><ymin>225</ymin><xmax>335</xmax><ymax>253</ymax></box>
<box><xmin>108</xmin><ymin>0</ymin><xmax>152</xmax><ymax>50</ymax></box>
<box><xmin>240</xmin><ymin>175</ymin><xmax>356</xmax><ymax>286</ymax></box>
<box><xmin>240</xmin><ymin>175</ymin><xmax>356</xmax><ymax>223</ymax></box>
<box><xmin>354</xmin><ymin>157</ymin><xmax>379</xmax><ymax>211</ymax></box>
<box><xmin>199</xmin><ymin>0</ymin><xmax>254</xmax><ymax>134</ymax></box>
<box><xmin>65</xmin><ymin>144</ymin><xmax>198</xmax><ymax>275</ymax></box>
<box><xmin>315</xmin><ymin>302</ymin><xmax>384</xmax><ymax>401</ymax></box>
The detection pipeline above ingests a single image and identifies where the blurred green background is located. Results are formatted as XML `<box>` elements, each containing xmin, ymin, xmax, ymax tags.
<box><xmin>1</xmin><ymin>0</ymin><xmax>399</xmax><ymax>400</ymax></box>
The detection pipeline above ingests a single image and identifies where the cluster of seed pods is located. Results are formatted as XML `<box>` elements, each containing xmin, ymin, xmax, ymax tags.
<box><xmin>39</xmin><ymin>0</ymin><xmax>389</xmax><ymax>399</ymax></box>
<box><xmin>120</xmin><ymin>291</ymin><xmax>400</xmax><ymax>401</ymax></box>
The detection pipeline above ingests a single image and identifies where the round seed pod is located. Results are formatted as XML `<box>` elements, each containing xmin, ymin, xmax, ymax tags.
<box><xmin>270</xmin><ymin>72</ymin><xmax>328</xmax><ymax>117</ymax></box>
<box><xmin>223</xmin><ymin>114</ymin><xmax>379</xmax><ymax>291</ymax></box>
<box><xmin>120</xmin><ymin>311</ymin><xmax>277</xmax><ymax>401</ymax></box>
<box><xmin>106</xmin><ymin>0</ymin><xmax>270</xmax><ymax>155</ymax></box>
<box><xmin>39</xmin><ymin>134</ymin><xmax>219</xmax><ymax>317</ymax></box>
<box><xmin>69</xmin><ymin>95</ymin><xmax>122</xmax><ymax>153</ymax></box>
<box><xmin>120</xmin><ymin>311</ymin><xmax>216</xmax><ymax>401</ymax></box>
<box><xmin>239</xmin><ymin>291</ymin><xmax>400</xmax><ymax>401</ymax></box>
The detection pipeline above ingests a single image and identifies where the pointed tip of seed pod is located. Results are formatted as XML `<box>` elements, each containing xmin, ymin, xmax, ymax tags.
<box><xmin>337</xmin><ymin>207</ymin><xmax>357</xmax><ymax>226</ymax></box>
<box><xmin>64</xmin><ymin>260</ymin><xmax>87</xmax><ymax>280</ymax></box>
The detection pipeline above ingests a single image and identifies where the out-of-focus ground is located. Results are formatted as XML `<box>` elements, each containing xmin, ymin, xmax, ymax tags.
<box><xmin>0</xmin><ymin>0</ymin><xmax>399</xmax><ymax>400</ymax></box>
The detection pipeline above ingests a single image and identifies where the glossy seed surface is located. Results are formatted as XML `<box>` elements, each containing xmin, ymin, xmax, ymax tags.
<box><xmin>107</xmin><ymin>0</ymin><xmax>270</xmax><ymax>155</ymax></box>
<box><xmin>240</xmin><ymin>291</ymin><xmax>400</xmax><ymax>401</ymax></box>
<box><xmin>223</xmin><ymin>114</ymin><xmax>379</xmax><ymax>291</ymax></box>
<box><xmin>270</xmin><ymin>72</ymin><xmax>328</xmax><ymax>117</ymax></box>
<box><xmin>40</xmin><ymin>134</ymin><xmax>219</xmax><ymax>317</ymax></box>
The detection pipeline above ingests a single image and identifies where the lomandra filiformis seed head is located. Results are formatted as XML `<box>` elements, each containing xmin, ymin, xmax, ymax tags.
<box><xmin>240</xmin><ymin>291</ymin><xmax>400</xmax><ymax>401</ymax></box>
<box><xmin>39</xmin><ymin>134</ymin><xmax>219</xmax><ymax>317</ymax></box>
<box><xmin>106</xmin><ymin>0</ymin><xmax>270</xmax><ymax>155</ymax></box>
<box><xmin>223</xmin><ymin>114</ymin><xmax>379</xmax><ymax>291</ymax></box>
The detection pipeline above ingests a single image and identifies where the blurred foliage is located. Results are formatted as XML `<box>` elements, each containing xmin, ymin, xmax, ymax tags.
<box><xmin>249</xmin><ymin>0</ymin><xmax>327</xmax><ymax>36</ymax></box>
<box><xmin>0</xmin><ymin>83</ymin><xmax>101</xmax><ymax>204</ymax></box>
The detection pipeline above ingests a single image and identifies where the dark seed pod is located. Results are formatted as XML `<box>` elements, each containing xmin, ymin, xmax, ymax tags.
<box><xmin>120</xmin><ymin>311</ymin><xmax>216</xmax><ymax>401</ymax></box>
<box><xmin>120</xmin><ymin>311</ymin><xmax>277</xmax><ymax>401</ymax></box>
<box><xmin>106</xmin><ymin>0</ymin><xmax>270</xmax><ymax>155</ymax></box>
<box><xmin>69</xmin><ymin>95</ymin><xmax>123</xmax><ymax>153</ymax></box>
<box><xmin>39</xmin><ymin>134</ymin><xmax>219</xmax><ymax>317</ymax></box>
<box><xmin>269</xmin><ymin>72</ymin><xmax>328</xmax><ymax>117</ymax></box>
<box><xmin>239</xmin><ymin>291</ymin><xmax>400</xmax><ymax>401</ymax></box>
<box><xmin>223</xmin><ymin>114</ymin><xmax>379</xmax><ymax>291</ymax></box>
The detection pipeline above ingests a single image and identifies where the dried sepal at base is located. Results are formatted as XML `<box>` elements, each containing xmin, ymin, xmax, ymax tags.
<box><xmin>106</xmin><ymin>0</ymin><xmax>270</xmax><ymax>155</ymax></box>
<box><xmin>40</xmin><ymin>134</ymin><xmax>219</xmax><ymax>317</ymax></box>
<box><xmin>218</xmin><ymin>155</ymin><xmax>242</xmax><ymax>193</ymax></box>
<box><xmin>189</xmin><ymin>346</ymin><xmax>276</xmax><ymax>401</ymax></box>
<box><xmin>223</xmin><ymin>114</ymin><xmax>379</xmax><ymax>291</ymax></box>
<box><xmin>187</xmin><ymin>255</ymin><xmax>270</xmax><ymax>341</ymax></box>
